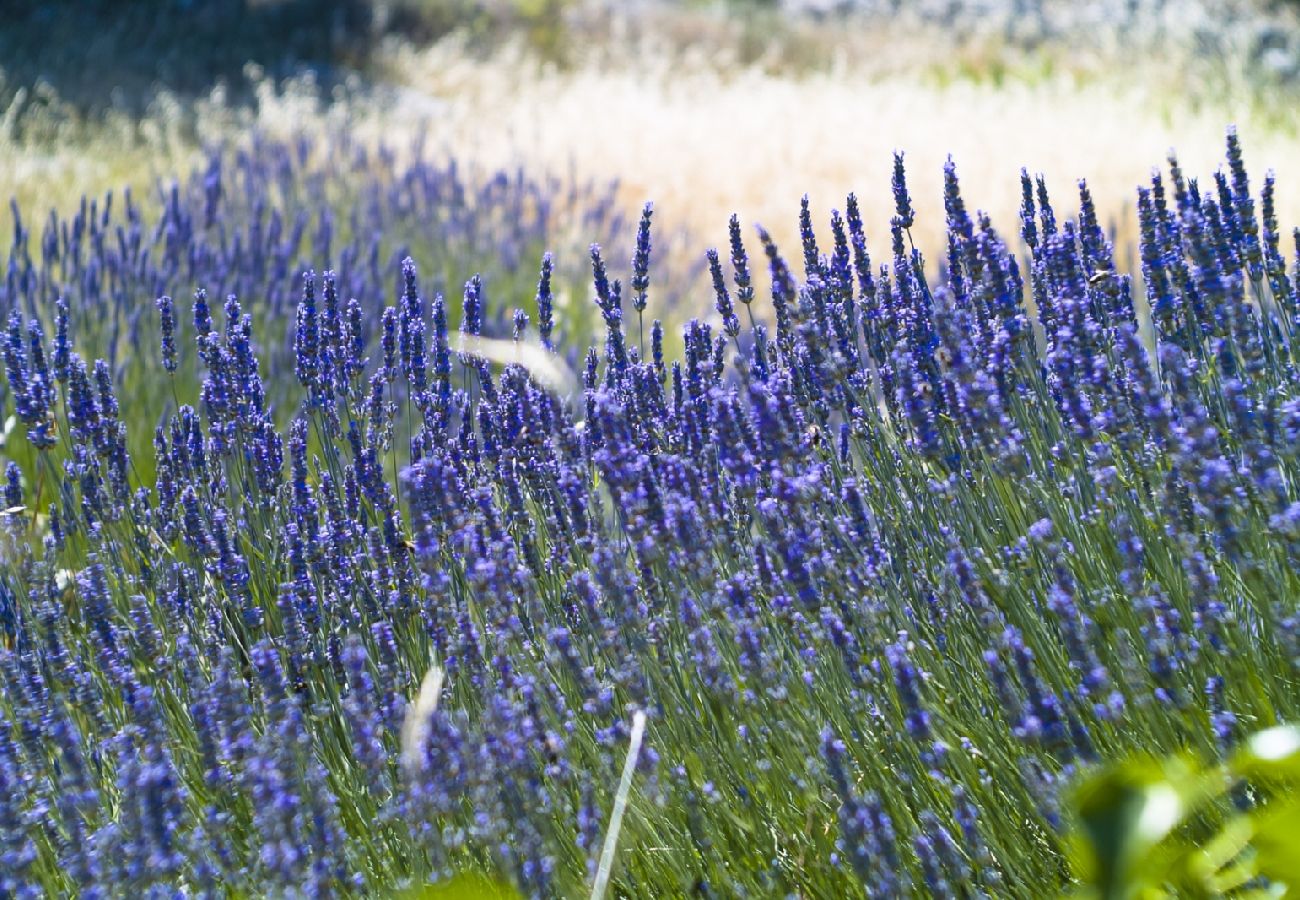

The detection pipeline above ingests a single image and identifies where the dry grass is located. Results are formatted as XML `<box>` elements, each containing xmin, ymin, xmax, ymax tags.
<box><xmin>395</xmin><ymin>31</ymin><xmax>1300</xmax><ymax>310</ymax></box>
<box><xmin>0</xmin><ymin>73</ymin><xmax>372</xmax><ymax>227</ymax></box>
<box><xmin>6</xmin><ymin>6</ymin><xmax>1300</xmax><ymax>324</ymax></box>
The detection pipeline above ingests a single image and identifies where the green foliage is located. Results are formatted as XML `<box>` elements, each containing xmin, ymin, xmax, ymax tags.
<box><xmin>0</xmin><ymin>0</ymin><xmax>580</xmax><ymax>118</ymax></box>
<box><xmin>1068</xmin><ymin>726</ymin><xmax>1300</xmax><ymax>898</ymax></box>
<box><xmin>380</xmin><ymin>0</ymin><xmax>577</xmax><ymax>63</ymax></box>
<box><xmin>393</xmin><ymin>872</ymin><xmax>522</xmax><ymax>899</ymax></box>
<box><xmin>0</xmin><ymin>0</ymin><xmax>374</xmax><ymax>116</ymax></box>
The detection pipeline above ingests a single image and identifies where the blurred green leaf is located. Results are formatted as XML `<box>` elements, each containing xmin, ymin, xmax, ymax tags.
<box><xmin>392</xmin><ymin>872</ymin><xmax>521</xmax><ymax>900</ymax></box>
<box><xmin>1189</xmin><ymin>815</ymin><xmax>1254</xmax><ymax>892</ymax></box>
<box><xmin>1067</xmin><ymin>728</ymin><xmax>1300</xmax><ymax>899</ymax></box>
<box><xmin>1071</xmin><ymin>758</ymin><xmax>1193</xmax><ymax>898</ymax></box>
<box><xmin>1233</xmin><ymin>727</ymin><xmax>1300</xmax><ymax>784</ymax></box>
<box><xmin>1251</xmin><ymin>802</ymin><xmax>1300</xmax><ymax>892</ymax></box>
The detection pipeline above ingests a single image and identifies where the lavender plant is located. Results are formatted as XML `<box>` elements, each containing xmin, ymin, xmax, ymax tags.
<box><xmin>0</xmin><ymin>131</ymin><xmax>635</xmax><ymax>473</ymax></box>
<box><xmin>1</xmin><ymin>127</ymin><xmax>1299</xmax><ymax>898</ymax></box>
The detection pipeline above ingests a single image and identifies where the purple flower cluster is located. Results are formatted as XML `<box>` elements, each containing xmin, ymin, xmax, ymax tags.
<box><xmin>0</xmin><ymin>128</ymin><xmax>1298</xmax><ymax>897</ymax></box>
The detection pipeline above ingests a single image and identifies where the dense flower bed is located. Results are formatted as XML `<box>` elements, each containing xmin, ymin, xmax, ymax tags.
<box><xmin>1</xmin><ymin>127</ymin><xmax>1298</xmax><ymax>897</ymax></box>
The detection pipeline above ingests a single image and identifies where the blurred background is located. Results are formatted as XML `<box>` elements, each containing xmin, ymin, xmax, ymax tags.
<box><xmin>5</xmin><ymin>0</ymin><xmax>1300</xmax><ymax>315</ymax></box>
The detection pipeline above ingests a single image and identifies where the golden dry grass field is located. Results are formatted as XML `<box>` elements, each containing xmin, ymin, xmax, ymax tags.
<box><xmin>5</xmin><ymin>2</ymin><xmax>1300</xmax><ymax>315</ymax></box>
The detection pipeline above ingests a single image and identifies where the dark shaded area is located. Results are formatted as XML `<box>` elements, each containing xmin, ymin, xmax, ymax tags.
<box><xmin>0</xmin><ymin>0</ymin><xmax>585</xmax><ymax>119</ymax></box>
<box><xmin>0</xmin><ymin>0</ymin><xmax>379</xmax><ymax>115</ymax></box>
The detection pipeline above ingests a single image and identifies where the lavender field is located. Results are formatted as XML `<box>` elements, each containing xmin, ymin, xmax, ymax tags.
<box><xmin>4</xmin><ymin>2</ymin><xmax>1300</xmax><ymax>897</ymax></box>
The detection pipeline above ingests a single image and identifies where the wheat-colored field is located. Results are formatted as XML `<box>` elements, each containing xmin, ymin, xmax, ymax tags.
<box><xmin>398</xmin><ymin>35</ymin><xmax>1300</xmax><ymax>293</ymax></box>
<box><xmin>5</xmin><ymin>7</ymin><xmax>1300</xmax><ymax>320</ymax></box>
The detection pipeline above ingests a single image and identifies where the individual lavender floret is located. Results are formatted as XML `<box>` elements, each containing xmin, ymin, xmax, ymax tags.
<box><xmin>93</xmin><ymin>359</ymin><xmax>119</xmax><ymax>425</ymax></box>
<box><xmin>822</xmin><ymin>730</ymin><xmax>903</xmax><ymax>895</ymax></box>
<box><xmin>421</xmin><ymin>294</ymin><xmax>448</xmax><ymax>407</ymax></box>
<box><xmin>1003</xmin><ymin>627</ymin><xmax>1072</xmax><ymax>756</ymax></box>
<box><xmin>193</xmin><ymin>287</ymin><xmax>212</xmax><ymax>339</ymax></box>
<box><xmin>650</xmin><ymin>318</ymin><xmax>666</xmax><ymax>382</ymax></box>
<box><xmin>1205</xmin><ymin>675</ymin><xmax>1237</xmax><ymax>748</ymax></box>
<box><xmin>1035</xmin><ymin>174</ymin><xmax>1058</xmax><ymax>240</ymax></box>
<box><xmin>706</xmin><ymin>248</ymin><xmax>741</xmax><ymax>339</ymax></box>
<box><xmin>953</xmin><ymin>786</ymin><xmax>1002</xmax><ymax>892</ymax></box>
<box><xmin>844</xmin><ymin>193</ymin><xmax>876</xmax><ymax>301</ymax></box>
<box><xmin>156</xmin><ymin>295</ymin><xmax>178</xmax><ymax>374</ymax></box>
<box><xmin>1076</xmin><ymin>179</ymin><xmax>1114</xmax><ymax>273</ymax></box>
<box><xmin>1136</xmin><ymin>186</ymin><xmax>1182</xmax><ymax>337</ymax></box>
<box><xmin>536</xmin><ymin>252</ymin><xmax>555</xmax><ymax>350</ymax></box>
<box><xmin>0</xmin><ymin>723</ymin><xmax>39</xmax><ymax>896</ymax></box>
<box><xmin>589</xmin><ymin>243</ymin><xmax>614</xmax><ymax>318</ymax></box>
<box><xmin>296</xmin><ymin>273</ymin><xmax>324</xmax><ymax>397</ymax></box>
<box><xmin>53</xmin><ymin>298</ymin><xmax>71</xmax><ymax>384</ymax></box>
<box><xmin>1019</xmin><ymin>169</ymin><xmax>1039</xmax><ymax>250</ymax></box>
<box><xmin>320</xmin><ymin>270</ymin><xmax>342</xmax><ymax>374</ymax></box>
<box><xmin>799</xmin><ymin>194</ymin><xmax>821</xmax><ymax>279</ymax></box>
<box><xmin>343</xmin><ymin>297</ymin><xmax>367</xmax><ymax>383</ymax></box>
<box><xmin>4</xmin><ymin>313</ymin><xmax>55</xmax><ymax>448</ymax></box>
<box><xmin>631</xmin><ymin>202</ymin><xmax>653</xmax><ymax>313</ymax></box>
<box><xmin>828</xmin><ymin>208</ymin><xmax>854</xmax><ymax>305</ymax></box>
<box><xmin>943</xmin><ymin>158</ymin><xmax>974</xmax><ymax>253</ymax></box>
<box><xmin>893</xmin><ymin>342</ymin><xmax>942</xmax><ymax>461</ymax></box>
<box><xmin>3</xmin><ymin>462</ymin><xmax>21</xmax><ymax>511</ymax></box>
<box><xmin>575</xmin><ymin>778</ymin><xmax>602</xmax><ymax>879</ymax></box>
<box><xmin>380</xmin><ymin>306</ymin><xmax>399</xmax><ymax>382</ymax></box>
<box><xmin>728</xmin><ymin>213</ymin><xmax>755</xmax><ymax>308</ymax></box>
<box><xmin>886</xmin><ymin>637</ymin><xmax>932</xmax><ymax>742</ymax></box>
<box><xmin>108</xmin><ymin>729</ymin><xmax>189</xmax><ymax>888</ymax></box>
<box><xmin>461</xmin><ymin>273</ymin><xmax>484</xmax><ymax>355</ymax></box>
<box><xmin>399</xmin><ymin>258</ymin><xmax>429</xmax><ymax>393</ymax></box>
<box><xmin>1225</xmin><ymin>126</ymin><xmax>1263</xmax><ymax>276</ymax></box>
<box><xmin>245</xmin><ymin>642</ymin><xmax>350</xmax><ymax>895</ymax></box>
<box><xmin>916</xmin><ymin>810</ymin><xmax>966</xmax><ymax>899</ymax></box>
<box><xmin>892</xmin><ymin>150</ymin><xmax>915</xmax><ymax>229</ymax></box>
<box><xmin>1260</xmin><ymin>170</ymin><xmax>1292</xmax><ymax>302</ymax></box>
<box><xmin>1042</xmin><ymin>543</ymin><xmax>1121</xmax><ymax>720</ymax></box>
